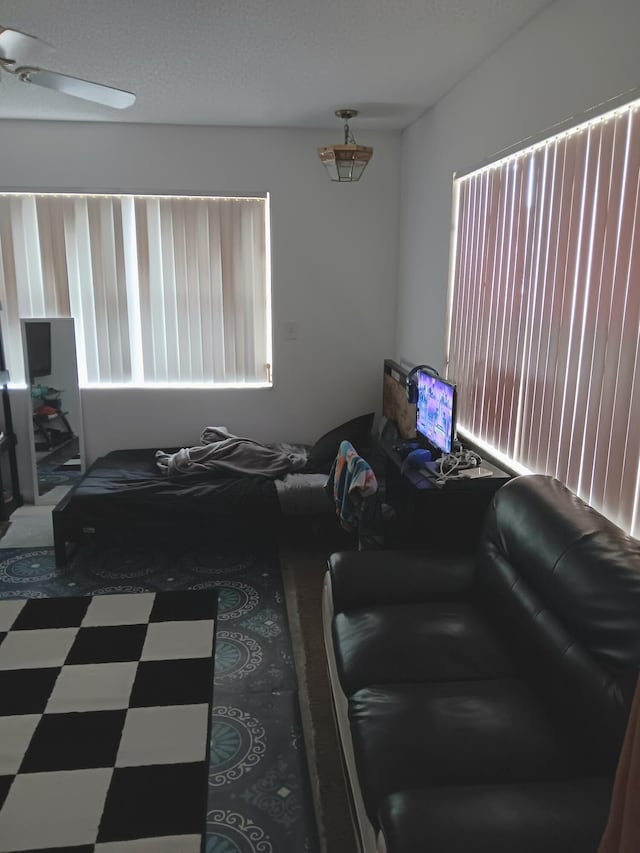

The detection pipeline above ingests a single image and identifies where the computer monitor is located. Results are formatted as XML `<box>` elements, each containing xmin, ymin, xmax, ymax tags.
<box><xmin>415</xmin><ymin>369</ymin><xmax>457</xmax><ymax>457</ymax></box>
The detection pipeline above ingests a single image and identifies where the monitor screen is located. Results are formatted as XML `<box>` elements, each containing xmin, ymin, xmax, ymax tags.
<box><xmin>25</xmin><ymin>321</ymin><xmax>52</xmax><ymax>382</ymax></box>
<box><xmin>415</xmin><ymin>370</ymin><xmax>456</xmax><ymax>456</ymax></box>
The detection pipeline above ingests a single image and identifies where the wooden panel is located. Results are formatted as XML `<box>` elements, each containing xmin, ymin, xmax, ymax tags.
<box><xmin>383</xmin><ymin>359</ymin><xmax>416</xmax><ymax>439</ymax></box>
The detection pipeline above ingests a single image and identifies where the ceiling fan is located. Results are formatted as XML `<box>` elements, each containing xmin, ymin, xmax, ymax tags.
<box><xmin>0</xmin><ymin>25</ymin><xmax>135</xmax><ymax>109</ymax></box>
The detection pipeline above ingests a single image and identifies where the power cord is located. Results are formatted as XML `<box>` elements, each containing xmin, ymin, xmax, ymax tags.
<box><xmin>434</xmin><ymin>449</ymin><xmax>482</xmax><ymax>484</ymax></box>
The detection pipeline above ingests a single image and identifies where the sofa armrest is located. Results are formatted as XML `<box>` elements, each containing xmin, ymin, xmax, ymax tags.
<box><xmin>327</xmin><ymin>548</ymin><xmax>476</xmax><ymax>611</ymax></box>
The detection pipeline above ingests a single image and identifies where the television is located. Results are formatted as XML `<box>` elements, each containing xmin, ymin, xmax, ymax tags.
<box><xmin>25</xmin><ymin>321</ymin><xmax>52</xmax><ymax>383</ymax></box>
<box><xmin>415</xmin><ymin>368</ymin><xmax>457</xmax><ymax>457</ymax></box>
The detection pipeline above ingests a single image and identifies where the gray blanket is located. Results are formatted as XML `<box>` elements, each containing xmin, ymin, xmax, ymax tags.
<box><xmin>156</xmin><ymin>427</ymin><xmax>308</xmax><ymax>479</ymax></box>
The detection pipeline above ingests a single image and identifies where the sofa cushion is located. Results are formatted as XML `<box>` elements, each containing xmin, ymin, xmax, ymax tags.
<box><xmin>475</xmin><ymin>538</ymin><xmax>632</xmax><ymax>773</ymax></box>
<box><xmin>328</xmin><ymin>548</ymin><xmax>476</xmax><ymax>610</ymax></box>
<box><xmin>480</xmin><ymin>475</ymin><xmax>640</xmax><ymax>668</ymax></box>
<box><xmin>378</xmin><ymin>779</ymin><xmax>612</xmax><ymax>853</ymax></box>
<box><xmin>478</xmin><ymin>477</ymin><xmax>638</xmax><ymax>772</ymax></box>
<box><xmin>333</xmin><ymin>602</ymin><xmax>517</xmax><ymax>695</ymax></box>
<box><xmin>349</xmin><ymin>680</ymin><xmax>580</xmax><ymax>827</ymax></box>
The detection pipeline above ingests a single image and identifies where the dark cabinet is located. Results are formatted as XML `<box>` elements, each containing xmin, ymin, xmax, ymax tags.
<box><xmin>378</xmin><ymin>438</ymin><xmax>510</xmax><ymax>550</ymax></box>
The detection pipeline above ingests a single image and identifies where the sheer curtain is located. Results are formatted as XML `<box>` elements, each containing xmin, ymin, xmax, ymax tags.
<box><xmin>448</xmin><ymin>98</ymin><xmax>640</xmax><ymax>539</ymax></box>
<box><xmin>0</xmin><ymin>192</ymin><xmax>271</xmax><ymax>386</ymax></box>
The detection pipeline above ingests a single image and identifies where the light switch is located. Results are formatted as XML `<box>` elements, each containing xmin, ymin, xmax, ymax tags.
<box><xmin>284</xmin><ymin>321</ymin><xmax>298</xmax><ymax>341</ymax></box>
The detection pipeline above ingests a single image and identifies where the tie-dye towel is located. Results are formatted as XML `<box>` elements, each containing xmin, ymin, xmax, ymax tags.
<box><xmin>325</xmin><ymin>439</ymin><xmax>378</xmax><ymax>532</ymax></box>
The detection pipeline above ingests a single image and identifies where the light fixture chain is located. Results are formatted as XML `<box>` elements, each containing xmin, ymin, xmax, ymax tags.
<box><xmin>344</xmin><ymin>120</ymin><xmax>357</xmax><ymax>144</ymax></box>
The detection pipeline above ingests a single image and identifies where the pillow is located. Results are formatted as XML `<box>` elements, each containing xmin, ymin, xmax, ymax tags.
<box><xmin>305</xmin><ymin>413</ymin><xmax>375</xmax><ymax>474</ymax></box>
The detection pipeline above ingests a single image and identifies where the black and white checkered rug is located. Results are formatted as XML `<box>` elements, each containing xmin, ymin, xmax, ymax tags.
<box><xmin>0</xmin><ymin>588</ymin><xmax>218</xmax><ymax>852</ymax></box>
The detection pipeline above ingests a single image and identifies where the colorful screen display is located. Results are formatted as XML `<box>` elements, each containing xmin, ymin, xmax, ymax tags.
<box><xmin>415</xmin><ymin>370</ymin><xmax>456</xmax><ymax>455</ymax></box>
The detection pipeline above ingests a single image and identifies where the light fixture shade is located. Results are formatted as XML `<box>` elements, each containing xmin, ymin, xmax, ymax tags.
<box><xmin>318</xmin><ymin>143</ymin><xmax>373</xmax><ymax>182</ymax></box>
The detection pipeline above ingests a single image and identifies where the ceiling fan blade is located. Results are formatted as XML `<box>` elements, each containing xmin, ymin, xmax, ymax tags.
<box><xmin>0</xmin><ymin>26</ymin><xmax>52</xmax><ymax>63</ymax></box>
<box><xmin>18</xmin><ymin>66</ymin><xmax>136</xmax><ymax>109</ymax></box>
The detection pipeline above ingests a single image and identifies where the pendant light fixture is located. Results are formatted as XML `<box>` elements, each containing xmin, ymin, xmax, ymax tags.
<box><xmin>318</xmin><ymin>109</ymin><xmax>373</xmax><ymax>182</ymax></box>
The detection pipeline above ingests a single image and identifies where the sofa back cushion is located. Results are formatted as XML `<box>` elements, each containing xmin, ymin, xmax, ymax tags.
<box><xmin>477</xmin><ymin>474</ymin><xmax>640</xmax><ymax>772</ymax></box>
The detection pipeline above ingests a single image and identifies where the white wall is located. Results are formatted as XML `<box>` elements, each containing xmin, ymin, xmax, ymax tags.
<box><xmin>396</xmin><ymin>0</ymin><xmax>640</xmax><ymax>375</ymax></box>
<box><xmin>0</xmin><ymin>122</ymin><xmax>400</xmax><ymax>462</ymax></box>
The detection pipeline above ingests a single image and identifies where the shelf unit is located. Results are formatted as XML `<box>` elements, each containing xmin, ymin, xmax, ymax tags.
<box><xmin>33</xmin><ymin>408</ymin><xmax>75</xmax><ymax>454</ymax></box>
<box><xmin>0</xmin><ymin>328</ymin><xmax>23</xmax><ymax>520</ymax></box>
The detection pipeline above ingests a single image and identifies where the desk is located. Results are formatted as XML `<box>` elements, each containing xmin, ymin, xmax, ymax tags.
<box><xmin>378</xmin><ymin>439</ymin><xmax>511</xmax><ymax>549</ymax></box>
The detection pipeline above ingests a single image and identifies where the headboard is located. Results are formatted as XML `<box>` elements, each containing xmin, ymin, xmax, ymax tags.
<box><xmin>383</xmin><ymin>359</ymin><xmax>416</xmax><ymax>439</ymax></box>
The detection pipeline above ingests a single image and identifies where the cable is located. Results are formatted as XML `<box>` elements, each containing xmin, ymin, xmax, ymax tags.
<box><xmin>434</xmin><ymin>449</ymin><xmax>482</xmax><ymax>484</ymax></box>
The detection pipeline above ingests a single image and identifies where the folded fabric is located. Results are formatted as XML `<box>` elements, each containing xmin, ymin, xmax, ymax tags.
<box><xmin>156</xmin><ymin>426</ymin><xmax>308</xmax><ymax>479</ymax></box>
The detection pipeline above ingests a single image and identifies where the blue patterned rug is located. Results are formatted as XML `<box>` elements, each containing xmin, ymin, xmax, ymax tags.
<box><xmin>0</xmin><ymin>539</ymin><xmax>319</xmax><ymax>853</ymax></box>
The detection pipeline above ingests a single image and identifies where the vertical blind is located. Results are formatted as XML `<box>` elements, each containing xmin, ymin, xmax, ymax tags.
<box><xmin>0</xmin><ymin>193</ymin><xmax>271</xmax><ymax>386</ymax></box>
<box><xmin>448</xmin><ymin>98</ymin><xmax>640</xmax><ymax>539</ymax></box>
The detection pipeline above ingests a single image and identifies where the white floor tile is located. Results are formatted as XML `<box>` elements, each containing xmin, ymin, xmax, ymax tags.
<box><xmin>0</xmin><ymin>768</ymin><xmax>112</xmax><ymax>850</ymax></box>
<box><xmin>0</xmin><ymin>715</ymin><xmax>41</xmax><ymax>774</ymax></box>
<box><xmin>116</xmin><ymin>704</ymin><xmax>208</xmax><ymax>767</ymax></box>
<box><xmin>46</xmin><ymin>662</ymin><xmax>138</xmax><ymax>713</ymax></box>
<box><xmin>141</xmin><ymin>620</ymin><xmax>215</xmax><ymax>661</ymax></box>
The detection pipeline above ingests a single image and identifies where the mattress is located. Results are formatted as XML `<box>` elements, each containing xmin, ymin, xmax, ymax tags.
<box><xmin>63</xmin><ymin>447</ymin><xmax>332</xmax><ymax>524</ymax></box>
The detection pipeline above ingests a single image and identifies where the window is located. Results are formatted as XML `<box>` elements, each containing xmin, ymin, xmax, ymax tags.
<box><xmin>0</xmin><ymin>192</ymin><xmax>272</xmax><ymax>386</ymax></box>
<box><xmin>448</xmin><ymin>96</ymin><xmax>640</xmax><ymax>538</ymax></box>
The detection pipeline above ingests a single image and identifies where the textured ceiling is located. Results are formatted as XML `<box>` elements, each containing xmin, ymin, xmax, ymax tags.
<box><xmin>0</xmin><ymin>0</ymin><xmax>552</xmax><ymax>130</ymax></box>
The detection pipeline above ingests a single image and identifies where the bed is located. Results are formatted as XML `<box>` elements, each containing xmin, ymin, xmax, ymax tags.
<box><xmin>52</xmin><ymin>414</ymin><xmax>375</xmax><ymax>565</ymax></box>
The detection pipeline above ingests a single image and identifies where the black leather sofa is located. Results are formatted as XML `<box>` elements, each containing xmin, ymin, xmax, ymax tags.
<box><xmin>322</xmin><ymin>474</ymin><xmax>640</xmax><ymax>852</ymax></box>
